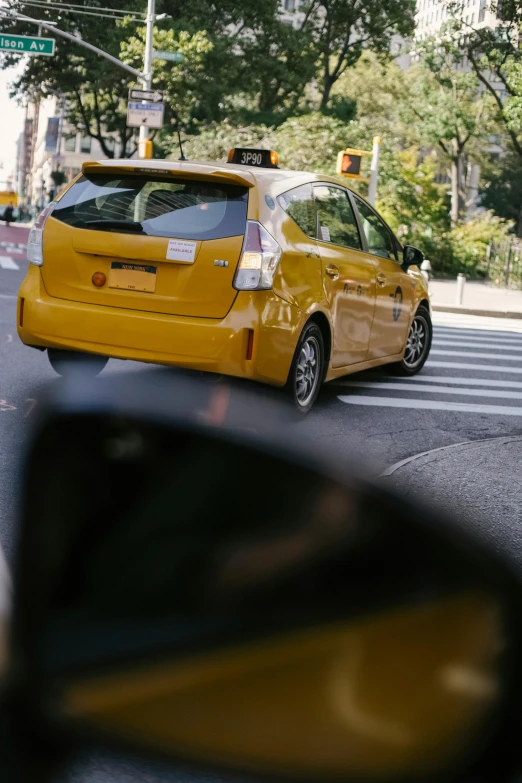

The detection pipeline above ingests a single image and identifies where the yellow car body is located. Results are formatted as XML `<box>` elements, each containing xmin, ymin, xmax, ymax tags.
<box><xmin>18</xmin><ymin>157</ymin><xmax>430</xmax><ymax>403</ymax></box>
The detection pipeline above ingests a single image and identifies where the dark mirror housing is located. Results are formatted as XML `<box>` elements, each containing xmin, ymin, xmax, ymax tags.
<box><xmin>4</xmin><ymin>375</ymin><xmax>522</xmax><ymax>783</ymax></box>
<box><xmin>403</xmin><ymin>245</ymin><xmax>425</xmax><ymax>268</ymax></box>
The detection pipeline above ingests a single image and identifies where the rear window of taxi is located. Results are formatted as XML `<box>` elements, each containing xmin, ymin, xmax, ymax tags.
<box><xmin>51</xmin><ymin>174</ymin><xmax>249</xmax><ymax>240</ymax></box>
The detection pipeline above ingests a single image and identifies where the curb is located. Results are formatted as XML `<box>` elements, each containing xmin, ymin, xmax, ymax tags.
<box><xmin>379</xmin><ymin>435</ymin><xmax>522</xmax><ymax>479</ymax></box>
<box><xmin>433</xmin><ymin>304</ymin><xmax>522</xmax><ymax>320</ymax></box>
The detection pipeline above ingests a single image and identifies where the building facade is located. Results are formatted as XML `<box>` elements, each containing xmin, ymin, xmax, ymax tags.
<box><xmin>16</xmin><ymin>94</ymin><xmax>130</xmax><ymax>210</ymax></box>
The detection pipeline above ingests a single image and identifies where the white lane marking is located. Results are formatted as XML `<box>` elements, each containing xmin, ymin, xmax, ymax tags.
<box><xmin>433</xmin><ymin>316</ymin><xmax>522</xmax><ymax>333</ymax></box>
<box><xmin>0</xmin><ymin>256</ymin><xmax>19</xmax><ymax>270</ymax></box>
<box><xmin>434</xmin><ymin>339</ymin><xmax>522</xmax><ymax>350</ymax></box>
<box><xmin>390</xmin><ymin>375</ymin><xmax>522</xmax><ymax>389</ymax></box>
<box><xmin>434</xmin><ymin>330</ymin><xmax>522</xmax><ymax>342</ymax></box>
<box><xmin>338</xmin><ymin>381</ymin><xmax>522</xmax><ymax>401</ymax></box>
<box><xmin>428</xmin><ymin>361</ymin><xmax>522</xmax><ymax>374</ymax></box>
<box><xmin>337</xmin><ymin>395</ymin><xmax>522</xmax><ymax>416</ymax></box>
<box><xmin>0</xmin><ymin>294</ymin><xmax>16</xmax><ymax>299</ymax></box>
<box><xmin>432</xmin><ymin>349</ymin><xmax>522</xmax><ymax>361</ymax></box>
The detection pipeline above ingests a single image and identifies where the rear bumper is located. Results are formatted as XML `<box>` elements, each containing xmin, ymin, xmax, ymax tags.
<box><xmin>17</xmin><ymin>266</ymin><xmax>305</xmax><ymax>386</ymax></box>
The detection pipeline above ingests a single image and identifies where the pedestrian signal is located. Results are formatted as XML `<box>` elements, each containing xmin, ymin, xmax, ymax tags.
<box><xmin>337</xmin><ymin>151</ymin><xmax>362</xmax><ymax>177</ymax></box>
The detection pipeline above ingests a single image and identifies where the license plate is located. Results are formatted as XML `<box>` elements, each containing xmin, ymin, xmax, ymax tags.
<box><xmin>109</xmin><ymin>262</ymin><xmax>157</xmax><ymax>293</ymax></box>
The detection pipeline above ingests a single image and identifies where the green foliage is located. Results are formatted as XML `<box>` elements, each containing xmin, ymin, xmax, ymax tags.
<box><xmin>377</xmin><ymin>149</ymin><xmax>450</xmax><ymax>241</ymax></box>
<box><xmin>480</xmin><ymin>150</ymin><xmax>522</xmax><ymax>235</ymax></box>
<box><xmin>0</xmin><ymin>0</ymin><xmax>146</xmax><ymax>157</ymax></box>
<box><xmin>300</xmin><ymin>0</ymin><xmax>416</xmax><ymax>110</ymax></box>
<box><xmin>121</xmin><ymin>27</ymin><xmax>214</xmax><ymax>138</ymax></box>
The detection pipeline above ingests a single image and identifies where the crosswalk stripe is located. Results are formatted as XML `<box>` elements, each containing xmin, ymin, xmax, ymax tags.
<box><xmin>431</xmin><ymin>349</ymin><xmax>522</xmax><ymax>361</ymax></box>
<box><xmin>433</xmin><ymin>339</ymin><xmax>522</xmax><ymax>350</ymax></box>
<box><xmin>434</xmin><ymin>329</ymin><xmax>522</xmax><ymax>342</ymax></box>
<box><xmin>0</xmin><ymin>256</ymin><xmax>19</xmax><ymax>270</ymax></box>
<box><xmin>433</xmin><ymin>317</ymin><xmax>522</xmax><ymax>334</ymax></box>
<box><xmin>389</xmin><ymin>375</ymin><xmax>522</xmax><ymax>389</ymax></box>
<box><xmin>337</xmin><ymin>395</ymin><xmax>522</xmax><ymax>416</ymax></box>
<box><xmin>427</xmin><ymin>361</ymin><xmax>522</xmax><ymax>373</ymax></box>
<box><xmin>338</xmin><ymin>381</ymin><xmax>522</xmax><ymax>400</ymax></box>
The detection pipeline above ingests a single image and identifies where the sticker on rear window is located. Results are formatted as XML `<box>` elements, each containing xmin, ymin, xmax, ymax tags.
<box><xmin>167</xmin><ymin>239</ymin><xmax>196</xmax><ymax>263</ymax></box>
<box><xmin>321</xmin><ymin>225</ymin><xmax>331</xmax><ymax>242</ymax></box>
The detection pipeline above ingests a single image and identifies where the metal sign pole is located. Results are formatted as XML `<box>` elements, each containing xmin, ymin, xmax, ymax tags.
<box><xmin>368</xmin><ymin>136</ymin><xmax>381</xmax><ymax>206</ymax></box>
<box><xmin>139</xmin><ymin>0</ymin><xmax>156</xmax><ymax>159</ymax></box>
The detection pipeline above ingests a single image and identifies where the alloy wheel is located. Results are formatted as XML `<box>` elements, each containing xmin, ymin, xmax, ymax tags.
<box><xmin>295</xmin><ymin>335</ymin><xmax>320</xmax><ymax>407</ymax></box>
<box><xmin>403</xmin><ymin>314</ymin><xmax>429</xmax><ymax>369</ymax></box>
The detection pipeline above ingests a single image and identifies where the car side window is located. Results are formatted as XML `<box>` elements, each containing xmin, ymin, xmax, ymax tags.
<box><xmin>354</xmin><ymin>196</ymin><xmax>398</xmax><ymax>261</ymax></box>
<box><xmin>277</xmin><ymin>184</ymin><xmax>316</xmax><ymax>238</ymax></box>
<box><xmin>312</xmin><ymin>185</ymin><xmax>362</xmax><ymax>251</ymax></box>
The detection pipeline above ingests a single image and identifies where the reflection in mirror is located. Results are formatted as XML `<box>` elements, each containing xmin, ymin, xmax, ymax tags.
<box><xmin>15</xmin><ymin>414</ymin><xmax>515</xmax><ymax>782</ymax></box>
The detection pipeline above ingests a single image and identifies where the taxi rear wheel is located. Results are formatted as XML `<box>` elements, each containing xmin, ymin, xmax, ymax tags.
<box><xmin>286</xmin><ymin>322</ymin><xmax>324</xmax><ymax>414</ymax></box>
<box><xmin>47</xmin><ymin>349</ymin><xmax>108</xmax><ymax>377</ymax></box>
<box><xmin>389</xmin><ymin>305</ymin><xmax>432</xmax><ymax>376</ymax></box>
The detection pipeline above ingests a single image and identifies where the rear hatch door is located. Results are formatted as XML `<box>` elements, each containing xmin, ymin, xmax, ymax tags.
<box><xmin>42</xmin><ymin>171</ymin><xmax>249</xmax><ymax>319</ymax></box>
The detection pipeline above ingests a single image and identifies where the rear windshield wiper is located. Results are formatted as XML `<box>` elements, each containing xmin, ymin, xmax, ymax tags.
<box><xmin>84</xmin><ymin>219</ymin><xmax>144</xmax><ymax>234</ymax></box>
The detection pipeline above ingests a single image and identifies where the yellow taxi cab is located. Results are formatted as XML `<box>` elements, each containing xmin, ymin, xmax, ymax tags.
<box><xmin>18</xmin><ymin>149</ymin><xmax>431</xmax><ymax>412</ymax></box>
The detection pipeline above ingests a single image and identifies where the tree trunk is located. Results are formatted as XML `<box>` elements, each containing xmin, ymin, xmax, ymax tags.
<box><xmin>450</xmin><ymin>155</ymin><xmax>465</xmax><ymax>225</ymax></box>
<box><xmin>320</xmin><ymin>77</ymin><xmax>333</xmax><ymax>112</ymax></box>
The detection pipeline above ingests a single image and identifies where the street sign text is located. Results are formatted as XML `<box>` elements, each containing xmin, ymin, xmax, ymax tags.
<box><xmin>129</xmin><ymin>88</ymin><xmax>164</xmax><ymax>103</ymax></box>
<box><xmin>0</xmin><ymin>33</ymin><xmax>55</xmax><ymax>56</ymax></box>
<box><xmin>127</xmin><ymin>101</ymin><xmax>164</xmax><ymax>129</ymax></box>
<box><xmin>152</xmin><ymin>50</ymin><xmax>183</xmax><ymax>62</ymax></box>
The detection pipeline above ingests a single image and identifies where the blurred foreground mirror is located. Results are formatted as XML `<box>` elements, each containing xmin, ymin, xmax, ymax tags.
<box><xmin>6</xmin><ymin>377</ymin><xmax>522</xmax><ymax>783</ymax></box>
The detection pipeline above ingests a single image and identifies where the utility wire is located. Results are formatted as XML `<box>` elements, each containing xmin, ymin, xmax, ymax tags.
<box><xmin>7</xmin><ymin>3</ymin><xmax>143</xmax><ymax>21</ymax></box>
<box><xmin>11</xmin><ymin>0</ymin><xmax>145</xmax><ymax>16</ymax></box>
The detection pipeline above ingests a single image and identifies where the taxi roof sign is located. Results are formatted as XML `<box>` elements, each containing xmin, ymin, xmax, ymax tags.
<box><xmin>228</xmin><ymin>148</ymin><xmax>279</xmax><ymax>168</ymax></box>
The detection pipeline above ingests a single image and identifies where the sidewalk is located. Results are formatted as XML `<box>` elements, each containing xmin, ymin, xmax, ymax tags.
<box><xmin>429</xmin><ymin>279</ymin><xmax>522</xmax><ymax>319</ymax></box>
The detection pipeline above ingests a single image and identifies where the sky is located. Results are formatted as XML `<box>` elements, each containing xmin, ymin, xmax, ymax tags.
<box><xmin>0</xmin><ymin>60</ymin><xmax>25</xmax><ymax>186</ymax></box>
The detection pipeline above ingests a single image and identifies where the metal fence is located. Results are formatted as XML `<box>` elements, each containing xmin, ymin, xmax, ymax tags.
<box><xmin>485</xmin><ymin>238</ymin><xmax>522</xmax><ymax>288</ymax></box>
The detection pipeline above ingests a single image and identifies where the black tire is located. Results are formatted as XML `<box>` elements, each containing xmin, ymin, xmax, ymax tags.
<box><xmin>389</xmin><ymin>305</ymin><xmax>432</xmax><ymax>377</ymax></box>
<box><xmin>285</xmin><ymin>321</ymin><xmax>325</xmax><ymax>414</ymax></box>
<box><xmin>48</xmin><ymin>348</ymin><xmax>108</xmax><ymax>377</ymax></box>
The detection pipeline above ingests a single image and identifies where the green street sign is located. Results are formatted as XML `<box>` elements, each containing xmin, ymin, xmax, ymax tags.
<box><xmin>152</xmin><ymin>50</ymin><xmax>183</xmax><ymax>62</ymax></box>
<box><xmin>0</xmin><ymin>33</ymin><xmax>55</xmax><ymax>56</ymax></box>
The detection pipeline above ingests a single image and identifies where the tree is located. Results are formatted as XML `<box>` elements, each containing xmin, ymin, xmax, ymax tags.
<box><xmin>446</xmin><ymin>1</ymin><xmax>522</xmax><ymax>161</ymax></box>
<box><xmin>401</xmin><ymin>41</ymin><xmax>491</xmax><ymax>223</ymax></box>
<box><xmin>158</xmin><ymin>0</ymin><xmax>318</xmax><ymax>122</ymax></box>
<box><xmin>298</xmin><ymin>0</ymin><xmax>416</xmax><ymax>111</ymax></box>
<box><xmin>0</xmin><ymin>0</ymin><xmax>149</xmax><ymax>157</ymax></box>
<box><xmin>480</xmin><ymin>149</ymin><xmax>522</xmax><ymax>234</ymax></box>
<box><xmin>121</xmin><ymin>26</ymin><xmax>214</xmax><ymax>141</ymax></box>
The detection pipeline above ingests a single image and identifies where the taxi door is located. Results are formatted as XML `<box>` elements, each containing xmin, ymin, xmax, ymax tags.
<box><xmin>351</xmin><ymin>194</ymin><xmax>413</xmax><ymax>360</ymax></box>
<box><xmin>313</xmin><ymin>185</ymin><xmax>376</xmax><ymax>368</ymax></box>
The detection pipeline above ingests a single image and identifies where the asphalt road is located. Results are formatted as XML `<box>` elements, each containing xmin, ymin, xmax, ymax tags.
<box><xmin>2</xmin><ymin>224</ymin><xmax>522</xmax><ymax>556</ymax></box>
<box><xmin>2</xmin><ymin>223</ymin><xmax>522</xmax><ymax>780</ymax></box>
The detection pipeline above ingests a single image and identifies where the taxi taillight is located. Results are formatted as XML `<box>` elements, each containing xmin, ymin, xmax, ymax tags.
<box><xmin>27</xmin><ymin>203</ymin><xmax>56</xmax><ymax>267</ymax></box>
<box><xmin>234</xmin><ymin>221</ymin><xmax>282</xmax><ymax>291</ymax></box>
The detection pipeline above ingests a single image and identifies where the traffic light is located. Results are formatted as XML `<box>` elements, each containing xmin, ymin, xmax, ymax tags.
<box><xmin>337</xmin><ymin>151</ymin><xmax>362</xmax><ymax>177</ymax></box>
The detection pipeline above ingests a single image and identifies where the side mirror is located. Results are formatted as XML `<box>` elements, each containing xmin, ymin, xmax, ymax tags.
<box><xmin>403</xmin><ymin>244</ymin><xmax>424</xmax><ymax>268</ymax></box>
<box><xmin>4</xmin><ymin>376</ymin><xmax>522</xmax><ymax>783</ymax></box>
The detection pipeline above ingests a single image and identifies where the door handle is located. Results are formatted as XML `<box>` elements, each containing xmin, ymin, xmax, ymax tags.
<box><xmin>325</xmin><ymin>264</ymin><xmax>339</xmax><ymax>279</ymax></box>
<box><xmin>377</xmin><ymin>272</ymin><xmax>387</xmax><ymax>287</ymax></box>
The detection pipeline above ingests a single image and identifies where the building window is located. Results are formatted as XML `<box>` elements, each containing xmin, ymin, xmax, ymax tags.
<box><xmin>64</xmin><ymin>135</ymin><xmax>77</xmax><ymax>153</ymax></box>
<box><xmin>80</xmin><ymin>135</ymin><xmax>92</xmax><ymax>153</ymax></box>
<box><xmin>283</xmin><ymin>0</ymin><xmax>295</xmax><ymax>10</ymax></box>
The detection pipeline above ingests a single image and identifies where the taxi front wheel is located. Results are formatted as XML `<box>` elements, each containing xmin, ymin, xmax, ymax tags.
<box><xmin>285</xmin><ymin>322</ymin><xmax>324</xmax><ymax>414</ymax></box>
<box><xmin>47</xmin><ymin>349</ymin><xmax>109</xmax><ymax>377</ymax></box>
<box><xmin>389</xmin><ymin>305</ymin><xmax>432</xmax><ymax>376</ymax></box>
